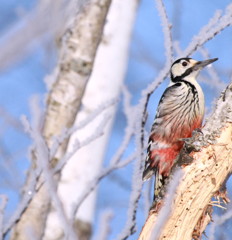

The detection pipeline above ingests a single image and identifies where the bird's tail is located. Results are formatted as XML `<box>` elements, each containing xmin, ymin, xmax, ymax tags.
<box><xmin>142</xmin><ymin>164</ymin><xmax>155</xmax><ymax>181</ymax></box>
<box><xmin>154</xmin><ymin>170</ymin><xmax>167</xmax><ymax>201</ymax></box>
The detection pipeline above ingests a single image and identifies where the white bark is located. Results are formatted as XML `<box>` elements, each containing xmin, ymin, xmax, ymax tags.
<box><xmin>10</xmin><ymin>1</ymin><xmax>112</xmax><ymax>240</ymax></box>
<box><xmin>43</xmin><ymin>0</ymin><xmax>139</xmax><ymax>239</ymax></box>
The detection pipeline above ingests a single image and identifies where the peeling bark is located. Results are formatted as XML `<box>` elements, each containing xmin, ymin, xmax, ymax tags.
<box><xmin>44</xmin><ymin>0</ymin><xmax>112</xmax><ymax>152</ymax></box>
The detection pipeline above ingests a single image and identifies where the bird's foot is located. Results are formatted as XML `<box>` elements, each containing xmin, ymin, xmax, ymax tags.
<box><xmin>177</xmin><ymin>128</ymin><xmax>206</xmax><ymax>166</ymax></box>
<box><xmin>180</xmin><ymin>128</ymin><xmax>206</xmax><ymax>153</ymax></box>
<box><xmin>177</xmin><ymin>152</ymin><xmax>194</xmax><ymax>166</ymax></box>
<box><xmin>178</xmin><ymin>128</ymin><xmax>221</xmax><ymax>167</ymax></box>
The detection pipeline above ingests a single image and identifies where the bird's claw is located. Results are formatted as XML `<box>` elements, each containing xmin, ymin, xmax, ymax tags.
<box><xmin>180</xmin><ymin>128</ymin><xmax>206</xmax><ymax>153</ymax></box>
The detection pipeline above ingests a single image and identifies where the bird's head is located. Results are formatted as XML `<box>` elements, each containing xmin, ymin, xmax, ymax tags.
<box><xmin>170</xmin><ymin>57</ymin><xmax>218</xmax><ymax>82</ymax></box>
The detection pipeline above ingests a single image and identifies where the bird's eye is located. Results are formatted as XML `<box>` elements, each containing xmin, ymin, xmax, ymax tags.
<box><xmin>182</xmin><ymin>61</ymin><xmax>188</xmax><ymax>67</ymax></box>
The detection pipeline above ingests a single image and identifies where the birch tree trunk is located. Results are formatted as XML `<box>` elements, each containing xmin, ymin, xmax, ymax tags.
<box><xmin>139</xmin><ymin>82</ymin><xmax>232</xmax><ymax>240</ymax></box>
<box><xmin>43</xmin><ymin>0</ymin><xmax>139</xmax><ymax>239</ymax></box>
<box><xmin>10</xmin><ymin>1</ymin><xmax>112</xmax><ymax>239</ymax></box>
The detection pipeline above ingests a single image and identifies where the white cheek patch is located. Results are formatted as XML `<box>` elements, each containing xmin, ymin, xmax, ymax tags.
<box><xmin>171</xmin><ymin>64</ymin><xmax>185</xmax><ymax>77</ymax></box>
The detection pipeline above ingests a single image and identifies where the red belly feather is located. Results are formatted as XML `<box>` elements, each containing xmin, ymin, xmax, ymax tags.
<box><xmin>150</xmin><ymin>117</ymin><xmax>203</xmax><ymax>176</ymax></box>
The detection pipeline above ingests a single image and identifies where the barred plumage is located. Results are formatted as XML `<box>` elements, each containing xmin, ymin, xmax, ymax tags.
<box><xmin>143</xmin><ymin>57</ymin><xmax>218</xmax><ymax>201</ymax></box>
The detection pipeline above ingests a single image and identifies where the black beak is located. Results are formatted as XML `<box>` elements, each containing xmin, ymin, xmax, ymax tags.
<box><xmin>193</xmin><ymin>58</ymin><xmax>218</xmax><ymax>71</ymax></box>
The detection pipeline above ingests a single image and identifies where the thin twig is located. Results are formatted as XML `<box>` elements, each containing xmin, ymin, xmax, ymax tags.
<box><xmin>0</xmin><ymin>195</ymin><xmax>7</xmax><ymax>240</ymax></box>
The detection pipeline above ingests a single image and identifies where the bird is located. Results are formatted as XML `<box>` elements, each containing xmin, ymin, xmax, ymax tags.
<box><xmin>142</xmin><ymin>57</ymin><xmax>218</xmax><ymax>201</ymax></box>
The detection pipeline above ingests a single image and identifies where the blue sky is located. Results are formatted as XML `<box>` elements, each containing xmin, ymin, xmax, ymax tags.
<box><xmin>0</xmin><ymin>0</ymin><xmax>232</xmax><ymax>239</ymax></box>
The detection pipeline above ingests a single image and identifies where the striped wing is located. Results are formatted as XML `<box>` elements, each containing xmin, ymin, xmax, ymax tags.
<box><xmin>143</xmin><ymin>81</ymin><xmax>203</xmax><ymax>180</ymax></box>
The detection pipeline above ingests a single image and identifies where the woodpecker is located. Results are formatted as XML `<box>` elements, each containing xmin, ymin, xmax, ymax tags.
<box><xmin>143</xmin><ymin>57</ymin><xmax>218</xmax><ymax>200</ymax></box>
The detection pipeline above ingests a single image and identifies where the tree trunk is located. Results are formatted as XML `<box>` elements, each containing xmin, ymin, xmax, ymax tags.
<box><xmin>10</xmin><ymin>1</ymin><xmax>112</xmax><ymax>239</ymax></box>
<box><xmin>43</xmin><ymin>0</ymin><xmax>139</xmax><ymax>239</ymax></box>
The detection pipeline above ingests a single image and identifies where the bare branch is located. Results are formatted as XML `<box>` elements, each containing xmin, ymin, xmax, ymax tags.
<box><xmin>0</xmin><ymin>195</ymin><xmax>7</xmax><ymax>240</ymax></box>
<box><xmin>93</xmin><ymin>209</ymin><xmax>114</xmax><ymax>240</ymax></box>
<box><xmin>27</xmin><ymin>99</ymin><xmax>77</xmax><ymax>240</ymax></box>
<box><xmin>183</xmin><ymin>4</ymin><xmax>232</xmax><ymax>57</ymax></box>
<box><xmin>117</xmin><ymin>1</ymin><xmax>174</xmax><ymax>238</ymax></box>
<box><xmin>155</xmin><ymin>0</ymin><xmax>173</xmax><ymax>64</ymax></box>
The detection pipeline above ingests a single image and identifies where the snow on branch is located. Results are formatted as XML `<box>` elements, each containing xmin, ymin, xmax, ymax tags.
<box><xmin>69</xmin><ymin>151</ymin><xmax>137</xmax><ymax>222</ymax></box>
<box><xmin>0</xmin><ymin>195</ymin><xmax>7</xmax><ymax>239</ymax></box>
<box><xmin>23</xmin><ymin>98</ymin><xmax>77</xmax><ymax>240</ymax></box>
<box><xmin>115</xmin><ymin>147</ymin><xmax>144</xmax><ymax>240</ymax></box>
<box><xmin>145</xmin><ymin>2</ymin><xmax>232</xmax><ymax>101</ymax></box>
<box><xmin>131</xmin><ymin>3</ymin><xmax>232</xmax><ymax>240</ymax></box>
<box><xmin>3</xmin><ymin>99</ymin><xmax>115</xmax><ymax>238</ymax></box>
<box><xmin>11</xmin><ymin>95</ymin><xmax>114</xmax><ymax>239</ymax></box>
<box><xmin>4</xmin><ymin>1</ymin><xmax>232</xmax><ymax>239</ymax></box>
<box><xmin>155</xmin><ymin>0</ymin><xmax>173</xmax><ymax>64</ymax></box>
<box><xmin>93</xmin><ymin>209</ymin><xmax>114</xmax><ymax>240</ymax></box>
<box><xmin>43</xmin><ymin>0</ymin><xmax>141</xmax><ymax>236</ymax></box>
<box><xmin>141</xmin><ymin>0</ymin><xmax>173</xmax><ymax>97</ymax></box>
<box><xmin>69</xmin><ymin>86</ymin><xmax>137</xmax><ymax>222</ymax></box>
<box><xmin>60</xmin><ymin>112</ymin><xmax>112</xmax><ymax>166</ymax></box>
<box><xmin>138</xmin><ymin>81</ymin><xmax>232</xmax><ymax>240</ymax></box>
<box><xmin>183</xmin><ymin>3</ymin><xmax>232</xmax><ymax>57</ymax></box>
<box><xmin>115</xmin><ymin>2</ymin><xmax>174</xmax><ymax>239</ymax></box>
<box><xmin>3</xmin><ymin>167</ymin><xmax>38</xmax><ymax>238</ymax></box>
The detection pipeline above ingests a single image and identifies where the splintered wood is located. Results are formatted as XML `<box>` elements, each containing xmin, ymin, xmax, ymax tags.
<box><xmin>139</xmin><ymin>123</ymin><xmax>232</xmax><ymax>240</ymax></box>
